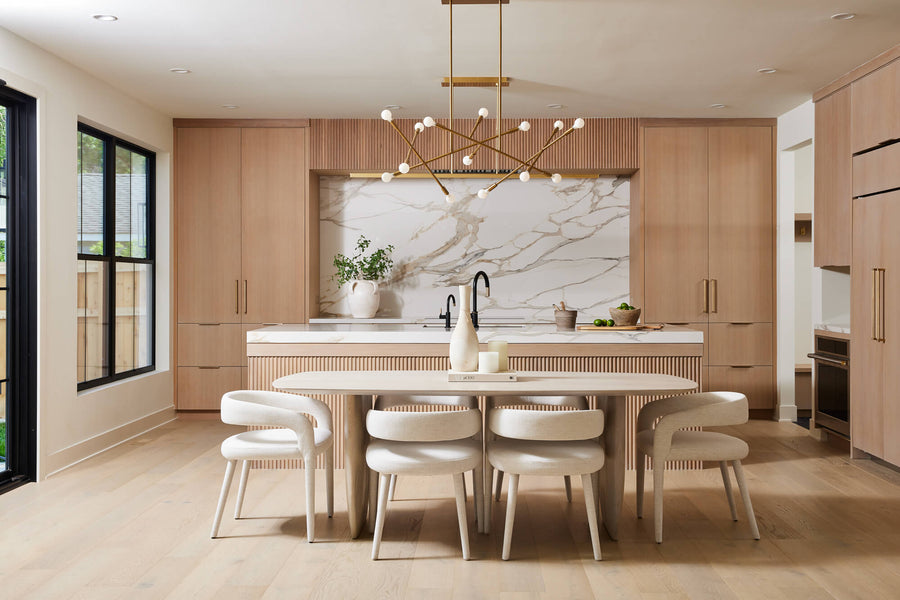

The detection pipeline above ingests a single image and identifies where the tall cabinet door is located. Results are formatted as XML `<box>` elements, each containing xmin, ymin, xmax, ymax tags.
<box><xmin>880</xmin><ymin>191</ymin><xmax>900</xmax><ymax>464</ymax></box>
<box><xmin>176</xmin><ymin>128</ymin><xmax>243</xmax><ymax>323</ymax></box>
<box><xmin>708</xmin><ymin>127</ymin><xmax>774</xmax><ymax>323</ymax></box>
<box><xmin>643</xmin><ymin>127</ymin><xmax>709</xmax><ymax>323</ymax></box>
<box><xmin>814</xmin><ymin>87</ymin><xmax>852</xmax><ymax>267</ymax></box>
<box><xmin>851</xmin><ymin>196</ymin><xmax>885</xmax><ymax>458</ymax></box>
<box><xmin>241</xmin><ymin>128</ymin><xmax>308</xmax><ymax>324</ymax></box>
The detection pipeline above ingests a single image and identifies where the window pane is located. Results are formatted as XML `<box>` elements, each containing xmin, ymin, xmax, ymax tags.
<box><xmin>77</xmin><ymin>132</ymin><xmax>105</xmax><ymax>255</ymax></box>
<box><xmin>114</xmin><ymin>262</ymin><xmax>152</xmax><ymax>374</ymax></box>
<box><xmin>77</xmin><ymin>259</ymin><xmax>108</xmax><ymax>383</ymax></box>
<box><xmin>115</xmin><ymin>146</ymin><xmax>148</xmax><ymax>259</ymax></box>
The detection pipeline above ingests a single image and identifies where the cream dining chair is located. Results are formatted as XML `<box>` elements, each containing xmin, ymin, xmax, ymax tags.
<box><xmin>487</xmin><ymin>407</ymin><xmax>605</xmax><ymax>561</ymax></box>
<box><xmin>211</xmin><ymin>390</ymin><xmax>334</xmax><ymax>542</ymax></box>
<box><xmin>636</xmin><ymin>391</ymin><xmax>760</xmax><ymax>543</ymax></box>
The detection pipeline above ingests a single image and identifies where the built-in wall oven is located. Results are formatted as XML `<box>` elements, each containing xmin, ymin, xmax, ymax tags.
<box><xmin>808</xmin><ymin>334</ymin><xmax>850</xmax><ymax>437</ymax></box>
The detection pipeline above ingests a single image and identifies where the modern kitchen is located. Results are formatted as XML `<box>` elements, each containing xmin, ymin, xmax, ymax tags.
<box><xmin>0</xmin><ymin>1</ymin><xmax>899</xmax><ymax>597</ymax></box>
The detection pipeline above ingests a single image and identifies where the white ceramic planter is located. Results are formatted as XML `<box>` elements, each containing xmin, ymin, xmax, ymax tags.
<box><xmin>348</xmin><ymin>279</ymin><xmax>380</xmax><ymax>318</ymax></box>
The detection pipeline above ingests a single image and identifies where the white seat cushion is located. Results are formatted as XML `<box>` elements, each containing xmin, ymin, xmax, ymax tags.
<box><xmin>221</xmin><ymin>427</ymin><xmax>333</xmax><ymax>461</ymax></box>
<box><xmin>366</xmin><ymin>439</ymin><xmax>482</xmax><ymax>476</ymax></box>
<box><xmin>488</xmin><ymin>439</ymin><xmax>605</xmax><ymax>476</ymax></box>
<box><xmin>637</xmin><ymin>429</ymin><xmax>749</xmax><ymax>462</ymax></box>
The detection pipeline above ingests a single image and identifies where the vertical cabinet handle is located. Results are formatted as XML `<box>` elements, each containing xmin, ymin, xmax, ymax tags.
<box><xmin>244</xmin><ymin>280</ymin><xmax>248</xmax><ymax>315</ymax></box>
<box><xmin>710</xmin><ymin>279</ymin><xmax>718</xmax><ymax>313</ymax></box>
<box><xmin>703</xmin><ymin>279</ymin><xmax>709</xmax><ymax>313</ymax></box>
<box><xmin>235</xmin><ymin>280</ymin><xmax>240</xmax><ymax>314</ymax></box>
<box><xmin>880</xmin><ymin>268</ymin><xmax>886</xmax><ymax>342</ymax></box>
<box><xmin>873</xmin><ymin>268</ymin><xmax>880</xmax><ymax>342</ymax></box>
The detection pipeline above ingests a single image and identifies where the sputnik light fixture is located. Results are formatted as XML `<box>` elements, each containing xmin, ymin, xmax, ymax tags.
<box><xmin>380</xmin><ymin>0</ymin><xmax>584</xmax><ymax>203</ymax></box>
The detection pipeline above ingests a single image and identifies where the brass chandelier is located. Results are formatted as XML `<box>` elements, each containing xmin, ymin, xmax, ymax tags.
<box><xmin>379</xmin><ymin>0</ymin><xmax>584</xmax><ymax>203</ymax></box>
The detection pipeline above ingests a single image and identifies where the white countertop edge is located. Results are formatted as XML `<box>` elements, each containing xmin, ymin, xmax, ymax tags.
<box><xmin>814</xmin><ymin>323</ymin><xmax>850</xmax><ymax>335</ymax></box>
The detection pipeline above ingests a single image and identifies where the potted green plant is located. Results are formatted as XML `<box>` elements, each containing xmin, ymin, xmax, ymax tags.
<box><xmin>332</xmin><ymin>235</ymin><xmax>395</xmax><ymax>318</ymax></box>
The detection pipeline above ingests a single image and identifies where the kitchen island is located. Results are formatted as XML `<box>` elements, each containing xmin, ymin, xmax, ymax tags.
<box><xmin>247</xmin><ymin>322</ymin><xmax>703</xmax><ymax>469</ymax></box>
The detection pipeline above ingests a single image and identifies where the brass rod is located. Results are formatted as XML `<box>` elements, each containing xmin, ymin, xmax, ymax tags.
<box><xmin>468</xmin><ymin>116</ymin><xmax>484</xmax><ymax>162</ymax></box>
<box><xmin>244</xmin><ymin>280</ymin><xmax>248</xmax><ymax>315</ymax></box>
<box><xmin>881</xmin><ymin>268</ymin><xmax>886</xmax><ymax>342</ymax></box>
<box><xmin>497</xmin><ymin>0</ymin><xmax>502</xmax><ymax>173</ymax></box>
<box><xmin>403</xmin><ymin>128</ymin><xmax>420</xmax><ymax>166</ymax></box>
<box><xmin>432</xmin><ymin>122</ymin><xmax>552</xmax><ymax>177</ymax></box>
<box><xmin>710</xmin><ymin>278</ymin><xmax>718</xmax><ymax>313</ymax></box>
<box><xmin>521</xmin><ymin>126</ymin><xmax>561</xmax><ymax>174</ymax></box>
<box><xmin>396</xmin><ymin>126</ymin><xmax>521</xmax><ymax>175</ymax></box>
<box><xmin>873</xmin><ymin>268</ymin><xmax>878</xmax><ymax>341</ymax></box>
<box><xmin>449</xmin><ymin>0</ymin><xmax>454</xmax><ymax>174</ymax></box>
<box><xmin>235</xmin><ymin>279</ymin><xmax>240</xmax><ymax>314</ymax></box>
<box><xmin>703</xmin><ymin>279</ymin><xmax>709</xmax><ymax>313</ymax></box>
<box><xmin>487</xmin><ymin>168</ymin><xmax>520</xmax><ymax>192</ymax></box>
<box><xmin>389</xmin><ymin>120</ymin><xmax>449</xmax><ymax>195</ymax></box>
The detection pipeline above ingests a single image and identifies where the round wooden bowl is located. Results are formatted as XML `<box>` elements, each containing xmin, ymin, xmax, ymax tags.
<box><xmin>609</xmin><ymin>307</ymin><xmax>641</xmax><ymax>326</ymax></box>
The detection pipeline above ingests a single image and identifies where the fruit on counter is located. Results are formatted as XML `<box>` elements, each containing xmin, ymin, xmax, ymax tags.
<box><xmin>592</xmin><ymin>318</ymin><xmax>617</xmax><ymax>327</ymax></box>
<box><xmin>617</xmin><ymin>302</ymin><xmax>636</xmax><ymax>310</ymax></box>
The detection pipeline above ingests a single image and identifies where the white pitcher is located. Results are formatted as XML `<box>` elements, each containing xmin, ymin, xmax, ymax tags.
<box><xmin>348</xmin><ymin>279</ymin><xmax>380</xmax><ymax>318</ymax></box>
<box><xmin>449</xmin><ymin>284</ymin><xmax>479</xmax><ymax>371</ymax></box>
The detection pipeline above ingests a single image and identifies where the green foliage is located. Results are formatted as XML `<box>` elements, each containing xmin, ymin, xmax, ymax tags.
<box><xmin>332</xmin><ymin>235</ymin><xmax>395</xmax><ymax>288</ymax></box>
<box><xmin>0</xmin><ymin>106</ymin><xmax>7</xmax><ymax>169</ymax></box>
<box><xmin>88</xmin><ymin>240</ymin><xmax>146</xmax><ymax>258</ymax></box>
<box><xmin>0</xmin><ymin>421</ymin><xmax>6</xmax><ymax>458</ymax></box>
<box><xmin>0</xmin><ymin>240</ymin><xmax>5</xmax><ymax>262</ymax></box>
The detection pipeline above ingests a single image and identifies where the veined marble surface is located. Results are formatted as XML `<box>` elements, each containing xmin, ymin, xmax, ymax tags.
<box><xmin>319</xmin><ymin>176</ymin><xmax>629</xmax><ymax>321</ymax></box>
<box><xmin>247</xmin><ymin>324</ymin><xmax>703</xmax><ymax>345</ymax></box>
<box><xmin>814</xmin><ymin>323</ymin><xmax>850</xmax><ymax>335</ymax></box>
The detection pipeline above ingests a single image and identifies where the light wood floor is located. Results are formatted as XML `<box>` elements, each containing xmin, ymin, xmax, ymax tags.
<box><xmin>1</xmin><ymin>419</ymin><xmax>899</xmax><ymax>599</ymax></box>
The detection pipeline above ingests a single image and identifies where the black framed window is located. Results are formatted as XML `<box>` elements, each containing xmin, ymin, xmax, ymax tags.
<box><xmin>77</xmin><ymin>123</ymin><xmax>155</xmax><ymax>390</ymax></box>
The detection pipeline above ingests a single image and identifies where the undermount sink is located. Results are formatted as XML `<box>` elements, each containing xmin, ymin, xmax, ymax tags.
<box><xmin>421</xmin><ymin>322</ymin><xmax>525</xmax><ymax>328</ymax></box>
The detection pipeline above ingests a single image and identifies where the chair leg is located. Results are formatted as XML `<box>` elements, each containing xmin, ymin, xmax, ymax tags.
<box><xmin>233</xmin><ymin>460</ymin><xmax>250</xmax><ymax>519</ymax></box>
<box><xmin>368</xmin><ymin>469</ymin><xmax>378</xmax><ymax>534</ymax></box>
<box><xmin>732</xmin><ymin>460</ymin><xmax>760</xmax><ymax>540</ymax></box>
<box><xmin>211</xmin><ymin>459</ymin><xmax>236</xmax><ymax>539</ymax></box>
<box><xmin>453</xmin><ymin>473</ymin><xmax>471</xmax><ymax>560</ymax></box>
<box><xmin>473</xmin><ymin>464</ymin><xmax>484</xmax><ymax>532</ymax></box>
<box><xmin>636</xmin><ymin>453</ymin><xmax>645</xmax><ymax>519</ymax></box>
<box><xmin>581</xmin><ymin>473</ymin><xmax>602</xmax><ymax>561</ymax></box>
<box><xmin>494</xmin><ymin>469</ymin><xmax>504</xmax><ymax>501</ymax></box>
<box><xmin>372</xmin><ymin>473</ymin><xmax>391</xmax><ymax>560</ymax></box>
<box><xmin>653</xmin><ymin>463</ymin><xmax>665</xmax><ymax>544</ymax></box>
<box><xmin>564</xmin><ymin>476</ymin><xmax>573</xmax><ymax>503</ymax></box>
<box><xmin>325</xmin><ymin>447</ymin><xmax>334</xmax><ymax>518</ymax></box>
<box><xmin>501</xmin><ymin>473</ymin><xmax>520</xmax><ymax>560</ymax></box>
<box><xmin>462</xmin><ymin>471</ymin><xmax>468</xmax><ymax>499</ymax></box>
<box><xmin>719</xmin><ymin>461</ymin><xmax>738</xmax><ymax>521</ymax></box>
<box><xmin>305</xmin><ymin>461</ymin><xmax>316</xmax><ymax>543</ymax></box>
<box><xmin>388</xmin><ymin>474</ymin><xmax>397</xmax><ymax>501</ymax></box>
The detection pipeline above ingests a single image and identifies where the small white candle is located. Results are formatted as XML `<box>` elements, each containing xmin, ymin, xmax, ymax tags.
<box><xmin>487</xmin><ymin>341</ymin><xmax>509</xmax><ymax>371</ymax></box>
<box><xmin>478</xmin><ymin>351</ymin><xmax>500</xmax><ymax>373</ymax></box>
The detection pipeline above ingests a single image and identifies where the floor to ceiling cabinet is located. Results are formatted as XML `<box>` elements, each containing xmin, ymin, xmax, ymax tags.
<box><xmin>642</xmin><ymin>123</ymin><xmax>776</xmax><ymax>411</ymax></box>
<box><xmin>175</xmin><ymin>125</ymin><xmax>309</xmax><ymax>410</ymax></box>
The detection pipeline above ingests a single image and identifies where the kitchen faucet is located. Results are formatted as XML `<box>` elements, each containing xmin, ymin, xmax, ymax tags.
<box><xmin>439</xmin><ymin>294</ymin><xmax>456</xmax><ymax>330</ymax></box>
<box><xmin>471</xmin><ymin>270</ymin><xmax>491</xmax><ymax>330</ymax></box>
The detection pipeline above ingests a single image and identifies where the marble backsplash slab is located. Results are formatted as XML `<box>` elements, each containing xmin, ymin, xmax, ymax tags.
<box><xmin>319</xmin><ymin>175</ymin><xmax>630</xmax><ymax>322</ymax></box>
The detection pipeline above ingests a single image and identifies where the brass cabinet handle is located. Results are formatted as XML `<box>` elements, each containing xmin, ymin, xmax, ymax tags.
<box><xmin>235</xmin><ymin>279</ymin><xmax>240</xmax><ymax>314</ymax></box>
<box><xmin>198</xmin><ymin>323</ymin><xmax>220</xmax><ymax>326</ymax></box>
<box><xmin>710</xmin><ymin>279</ymin><xmax>718</xmax><ymax>313</ymax></box>
<box><xmin>880</xmin><ymin>268</ymin><xmax>886</xmax><ymax>342</ymax></box>
<box><xmin>873</xmin><ymin>268</ymin><xmax>878</xmax><ymax>341</ymax></box>
<box><xmin>244</xmin><ymin>280</ymin><xmax>248</xmax><ymax>315</ymax></box>
<box><xmin>198</xmin><ymin>366</ymin><xmax>221</xmax><ymax>370</ymax></box>
<box><xmin>729</xmin><ymin>365</ymin><xmax>754</xmax><ymax>369</ymax></box>
<box><xmin>703</xmin><ymin>279</ymin><xmax>709</xmax><ymax>313</ymax></box>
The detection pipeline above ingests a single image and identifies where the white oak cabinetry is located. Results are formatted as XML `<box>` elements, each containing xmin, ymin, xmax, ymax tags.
<box><xmin>642</xmin><ymin>125</ymin><xmax>775</xmax><ymax>410</ymax></box>
<box><xmin>850</xmin><ymin>58</ymin><xmax>900</xmax><ymax>154</ymax></box>
<box><xmin>175</xmin><ymin>126</ymin><xmax>308</xmax><ymax>410</ymax></box>
<box><xmin>813</xmin><ymin>86</ymin><xmax>852</xmax><ymax>267</ymax></box>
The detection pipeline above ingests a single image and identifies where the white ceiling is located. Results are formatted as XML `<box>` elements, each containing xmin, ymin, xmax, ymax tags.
<box><xmin>1</xmin><ymin>0</ymin><xmax>899</xmax><ymax>119</ymax></box>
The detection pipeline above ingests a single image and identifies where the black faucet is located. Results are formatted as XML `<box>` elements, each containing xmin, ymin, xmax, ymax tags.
<box><xmin>439</xmin><ymin>294</ymin><xmax>456</xmax><ymax>330</ymax></box>
<box><xmin>471</xmin><ymin>270</ymin><xmax>491</xmax><ymax>330</ymax></box>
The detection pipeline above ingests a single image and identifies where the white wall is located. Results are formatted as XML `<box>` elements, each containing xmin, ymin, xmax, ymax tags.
<box><xmin>0</xmin><ymin>27</ymin><xmax>174</xmax><ymax>478</ymax></box>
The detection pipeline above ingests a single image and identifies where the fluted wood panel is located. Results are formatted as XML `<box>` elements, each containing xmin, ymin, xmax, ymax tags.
<box><xmin>308</xmin><ymin>118</ymin><xmax>638</xmax><ymax>173</ymax></box>
<box><xmin>248</xmin><ymin>353</ymin><xmax>701</xmax><ymax>470</ymax></box>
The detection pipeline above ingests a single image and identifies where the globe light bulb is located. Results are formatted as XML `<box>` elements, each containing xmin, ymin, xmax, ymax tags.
<box><xmin>573</xmin><ymin>118</ymin><xmax>585</xmax><ymax>129</ymax></box>
<box><xmin>381</xmin><ymin>172</ymin><xmax>393</xmax><ymax>182</ymax></box>
<box><xmin>478</xmin><ymin>107</ymin><xmax>489</xmax><ymax>117</ymax></box>
<box><xmin>414</xmin><ymin>122</ymin><xmax>425</xmax><ymax>132</ymax></box>
<box><xmin>423</xmin><ymin>116</ymin><xmax>435</xmax><ymax>127</ymax></box>
<box><xmin>519</xmin><ymin>171</ymin><xmax>531</xmax><ymax>182</ymax></box>
<box><xmin>519</xmin><ymin>121</ymin><xmax>531</xmax><ymax>131</ymax></box>
<box><xmin>380</xmin><ymin>109</ymin><xmax>393</xmax><ymax>121</ymax></box>
<box><xmin>445</xmin><ymin>193</ymin><xmax>456</xmax><ymax>204</ymax></box>
<box><xmin>551</xmin><ymin>173</ymin><xmax>562</xmax><ymax>183</ymax></box>
<box><xmin>462</xmin><ymin>155</ymin><xmax>473</xmax><ymax>166</ymax></box>
<box><xmin>554</xmin><ymin>120</ymin><xmax>565</xmax><ymax>130</ymax></box>
<box><xmin>398</xmin><ymin>162</ymin><xmax>410</xmax><ymax>174</ymax></box>
<box><xmin>477</xmin><ymin>189</ymin><xmax>489</xmax><ymax>199</ymax></box>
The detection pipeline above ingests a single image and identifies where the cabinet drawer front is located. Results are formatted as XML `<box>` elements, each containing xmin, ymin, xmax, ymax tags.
<box><xmin>177</xmin><ymin>366</ymin><xmax>242</xmax><ymax>410</ymax></box>
<box><xmin>853</xmin><ymin>142</ymin><xmax>900</xmax><ymax>198</ymax></box>
<box><xmin>708</xmin><ymin>323</ymin><xmax>773</xmax><ymax>366</ymax></box>
<box><xmin>177</xmin><ymin>324</ymin><xmax>243</xmax><ymax>366</ymax></box>
<box><xmin>707</xmin><ymin>366</ymin><xmax>775</xmax><ymax>410</ymax></box>
<box><xmin>850</xmin><ymin>59</ymin><xmax>900</xmax><ymax>154</ymax></box>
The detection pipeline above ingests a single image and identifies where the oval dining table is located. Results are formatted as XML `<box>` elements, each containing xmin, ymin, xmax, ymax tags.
<box><xmin>273</xmin><ymin>369</ymin><xmax>698</xmax><ymax>540</ymax></box>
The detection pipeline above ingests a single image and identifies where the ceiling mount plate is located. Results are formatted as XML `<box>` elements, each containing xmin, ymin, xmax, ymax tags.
<box><xmin>441</xmin><ymin>0</ymin><xmax>509</xmax><ymax>4</ymax></box>
<box><xmin>441</xmin><ymin>77</ymin><xmax>510</xmax><ymax>87</ymax></box>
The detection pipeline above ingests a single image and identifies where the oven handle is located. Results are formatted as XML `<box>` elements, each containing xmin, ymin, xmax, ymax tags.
<box><xmin>807</xmin><ymin>353</ymin><xmax>848</xmax><ymax>367</ymax></box>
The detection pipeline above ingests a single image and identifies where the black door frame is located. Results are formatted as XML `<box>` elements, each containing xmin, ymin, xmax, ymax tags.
<box><xmin>0</xmin><ymin>80</ymin><xmax>38</xmax><ymax>492</ymax></box>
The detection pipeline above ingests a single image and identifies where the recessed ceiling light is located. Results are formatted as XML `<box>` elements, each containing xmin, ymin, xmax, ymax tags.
<box><xmin>384</xmin><ymin>105</ymin><xmax>402</xmax><ymax>110</ymax></box>
<box><xmin>831</xmin><ymin>12</ymin><xmax>856</xmax><ymax>20</ymax></box>
<box><xmin>169</xmin><ymin>67</ymin><xmax>192</xmax><ymax>74</ymax></box>
<box><xmin>92</xmin><ymin>14</ymin><xmax>118</xmax><ymax>21</ymax></box>
<box><xmin>709</xmin><ymin>103</ymin><xmax>727</xmax><ymax>109</ymax></box>
<box><xmin>546</xmin><ymin>104</ymin><xmax>564</xmax><ymax>109</ymax></box>
<box><xmin>757</xmin><ymin>67</ymin><xmax>777</xmax><ymax>74</ymax></box>
<box><xmin>221</xmin><ymin>105</ymin><xmax>239</xmax><ymax>110</ymax></box>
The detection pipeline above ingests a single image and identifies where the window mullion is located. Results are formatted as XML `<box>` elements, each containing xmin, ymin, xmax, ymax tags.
<box><xmin>105</xmin><ymin>136</ymin><xmax>116</xmax><ymax>380</ymax></box>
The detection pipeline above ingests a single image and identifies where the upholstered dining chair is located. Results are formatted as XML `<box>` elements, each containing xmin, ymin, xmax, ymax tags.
<box><xmin>635</xmin><ymin>391</ymin><xmax>760</xmax><ymax>543</ymax></box>
<box><xmin>488</xmin><ymin>395</ymin><xmax>590</xmax><ymax>503</ymax></box>
<box><xmin>487</xmin><ymin>407</ymin><xmax>605</xmax><ymax>561</ymax></box>
<box><xmin>366</xmin><ymin>404</ymin><xmax>483</xmax><ymax>560</ymax></box>
<box><xmin>211</xmin><ymin>390</ymin><xmax>334</xmax><ymax>542</ymax></box>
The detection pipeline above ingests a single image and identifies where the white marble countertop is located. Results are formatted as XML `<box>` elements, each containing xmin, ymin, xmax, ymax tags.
<box><xmin>247</xmin><ymin>323</ymin><xmax>703</xmax><ymax>344</ymax></box>
<box><xmin>815</xmin><ymin>323</ymin><xmax>850</xmax><ymax>335</ymax></box>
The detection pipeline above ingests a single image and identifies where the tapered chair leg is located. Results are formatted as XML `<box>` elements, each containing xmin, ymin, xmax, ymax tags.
<box><xmin>501</xmin><ymin>473</ymin><xmax>520</xmax><ymax>560</ymax></box>
<box><xmin>372</xmin><ymin>473</ymin><xmax>391</xmax><ymax>560</ymax></box>
<box><xmin>233</xmin><ymin>460</ymin><xmax>250</xmax><ymax>519</ymax></box>
<box><xmin>453</xmin><ymin>473</ymin><xmax>471</xmax><ymax>560</ymax></box>
<box><xmin>719</xmin><ymin>461</ymin><xmax>738</xmax><ymax>521</ymax></box>
<box><xmin>653</xmin><ymin>464</ymin><xmax>665</xmax><ymax>543</ymax></box>
<box><xmin>564</xmin><ymin>476</ymin><xmax>573</xmax><ymax>503</ymax></box>
<box><xmin>581</xmin><ymin>473</ymin><xmax>602</xmax><ymax>560</ymax></box>
<box><xmin>473</xmin><ymin>464</ymin><xmax>484</xmax><ymax>530</ymax></box>
<box><xmin>732</xmin><ymin>460</ymin><xmax>760</xmax><ymax>540</ymax></box>
<box><xmin>305</xmin><ymin>460</ymin><xmax>317</xmax><ymax>542</ymax></box>
<box><xmin>388</xmin><ymin>474</ymin><xmax>397</xmax><ymax>501</ymax></box>
<box><xmin>368</xmin><ymin>469</ymin><xmax>378</xmax><ymax>533</ymax></box>
<box><xmin>495</xmin><ymin>469</ymin><xmax>504</xmax><ymax>501</ymax></box>
<box><xmin>325</xmin><ymin>447</ymin><xmax>334</xmax><ymax>518</ymax></box>
<box><xmin>211</xmin><ymin>459</ymin><xmax>236</xmax><ymax>538</ymax></box>
<box><xmin>636</xmin><ymin>453</ymin><xmax>646</xmax><ymax>519</ymax></box>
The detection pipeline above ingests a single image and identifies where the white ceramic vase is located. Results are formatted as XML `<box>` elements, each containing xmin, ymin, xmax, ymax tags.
<box><xmin>449</xmin><ymin>284</ymin><xmax>479</xmax><ymax>371</ymax></box>
<box><xmin>348</xmin><ymin>279</ymin><xmax>380</xmax><ymax>318</ymax></box>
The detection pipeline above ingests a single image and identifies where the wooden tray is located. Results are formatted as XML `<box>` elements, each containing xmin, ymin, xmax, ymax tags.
<box><xmin>576</xmin><ymin>324</ymin><xmax>665</xmax><ymax>331</ymax></box>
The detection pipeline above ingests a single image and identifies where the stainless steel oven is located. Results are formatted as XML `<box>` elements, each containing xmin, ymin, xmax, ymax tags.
<box><xmin>808</xmin><ymin>334</ymin><xmax>850</xmax><ymax>437</ymax></box>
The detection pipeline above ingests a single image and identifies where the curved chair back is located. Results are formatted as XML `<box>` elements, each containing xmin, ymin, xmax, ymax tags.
<box><xmin>221</xmin><ymin>390</ymin><xmax>332</xmax><ymax>457</ymax></box>
<box><xmin>489</xmin><ymin>395</ymin><xmax>587</xmax><ymax>409</ymax></box>
<box><xmin>367</xmin><ymin>407</ymin><xmax>482</xmax><ymax>442</ymax></box>
<box><xmin>639</xmin><ymin>391</ymin><xmax>748</xmax><ymax>458</ymax></box>
<box><xmin>374</xmin><ymin>394</ymin><xmax>477</xmax><ymax>410</ymax></box>
<box><xmin>489</xmin><ymin>408</ymin><xmax>604</xmax><ymax>441</ymax></box>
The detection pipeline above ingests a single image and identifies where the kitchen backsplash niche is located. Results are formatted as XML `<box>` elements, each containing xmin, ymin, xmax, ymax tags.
<box><xmin>319</xmin><ymin>176</ymin><xmax>629</xmax><ymax>322</ymax></box>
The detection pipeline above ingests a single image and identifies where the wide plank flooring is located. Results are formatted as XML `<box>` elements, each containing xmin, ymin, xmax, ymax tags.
<box><xmin>1</xmin><ymin>419</ymin><xmax>899</xmax><ymax>599</ymax></box>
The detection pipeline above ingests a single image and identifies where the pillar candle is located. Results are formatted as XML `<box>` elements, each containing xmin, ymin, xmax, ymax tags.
<box><xmin>487</xmin><ymin>341</ymin><xmax>509</xmax><ymax>371</ymax></box>
<box><xmin>478</xmin><ymin>351</ymin><xmax>500</xmax><ymax>373</ymax></box>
